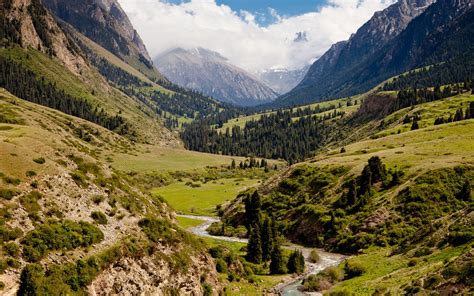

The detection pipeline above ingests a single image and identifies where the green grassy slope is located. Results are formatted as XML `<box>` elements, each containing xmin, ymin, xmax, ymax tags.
<box><xmin>220</xmin><ymin>92</ymin><xmax>473</xmax><ymax>294</ymax></box>
<box><xmin>0</xmin><ymin>88</ymin><xmax>221</xmax><ymax>294</ymax></box>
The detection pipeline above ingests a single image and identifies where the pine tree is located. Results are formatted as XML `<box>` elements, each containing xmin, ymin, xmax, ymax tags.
<box><xmin>231</xmin><ymin>159</ymin><xmax>236</xmax><ymax>169</ymax></box>
<box><xmin>411</xmin><ymin>119</ymin><xmax>420</xmax><ymax>130</ymax></box>
<box><xmin>287</xmin><ymin>250</ymin><xmax>305</xmax><ymax>274</ymax></box>
<box><xmin>245</xmin><ymin>191</ymin><xmax>262</xmax><ymax>230</ymax></box>
<box><xmin>368</xmin><ymin>156</ymin><xmax>386</xmax><ymax>184</ymax></box>
<box><xmin>261</xmin><ymin>217</ymin><xmax>274</xmax><ymax>262</ymax></box>
<box><xmin>358</xmin><ymin>166</ymin><xmax>372</xmax><ymax>196</ymax></box>
<box><xmin>246</xmin><ymin>224</ymin><xmax>263</xmax><ymax>264</ymax></box>
<box><xmin>269</xmin><ymin>242</ymin><xmax>286</xmax><ymax>274</ymax></box>
<box><xmin>456</xmin><ymin>181</ymin><xmax>471</xmax><ymax>201</ymax></box>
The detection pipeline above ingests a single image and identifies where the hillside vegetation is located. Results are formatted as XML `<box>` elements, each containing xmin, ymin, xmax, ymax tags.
<box><xmin>0</xmin><ymin>89</ymin><xmax>222</xmax><ymax>294</ymax></box>
<box><xmin>218</xmin><ymin>91</ymin><xmax>473</xmax><ymax>294</ymax></box>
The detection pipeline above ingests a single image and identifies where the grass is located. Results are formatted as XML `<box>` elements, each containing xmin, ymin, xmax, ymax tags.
<box><xmin>152</xmin><ymin>178</ymin><xmax>261</xmax><ymax>216</ymax></box>
<box><xmin>176</xmin><ymin>216</ymin><xmax>205</xmax><ymax>229</ymax></box>
<box><xmin>111</xmin><ymin>145</ymin><xmax>252</xmax><ymax>173</ymax></box>
<box><xmin>331</xmin><ymin>246</ymin><xmax>467</xmax><ymax>295</ymax></box>
<box><xmin>314</xmin><ymin>118</ymin><xmax>474</xmax><ymax>176</ymax></box>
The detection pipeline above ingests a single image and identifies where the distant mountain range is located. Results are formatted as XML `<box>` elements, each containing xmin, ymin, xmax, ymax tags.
<box><xmin>258</xmin><ymin>66</ymin><xmax>310</xmax><ymax>95</ymax></box>
<box><xmin>274</xmin><ymin>0</ymin><xmax>474</xmax><ymax>107</ymax></box>
<box><xmin>155</xmin><ymin>48</ymin><xmax>279</xmax><ymax>106</ymax></box>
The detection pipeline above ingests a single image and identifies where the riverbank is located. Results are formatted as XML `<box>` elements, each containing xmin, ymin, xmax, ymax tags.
<box><xmin>177</xmin><ymin>214</ymin><xmax>345</xmax><ymax>295</ymax></box>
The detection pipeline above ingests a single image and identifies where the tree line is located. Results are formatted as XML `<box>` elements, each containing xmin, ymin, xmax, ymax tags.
<box><xmin>434</xmin><ymin>101</ymin><xmax>474</xmax><ymax>125</ymax></box>
<box><xmin>181</xmin><ymin>108</ymin><xmax>345</xmax><ymax>163</ymax></box>
<box><xmin>0</xmin><ymin>57</ymin><xmax>130</xmax><ymax>134</ymax></box>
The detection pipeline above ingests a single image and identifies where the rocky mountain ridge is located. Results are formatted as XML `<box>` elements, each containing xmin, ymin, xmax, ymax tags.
<box><xmin>275</xmin><ymin>0</ymin><xmax>436</xmax><ymax>107</ymax></box>
<box><xmin>155</xmin><ymin>47</ymin><xmax>279</xmax><ymax>106</ymax></box>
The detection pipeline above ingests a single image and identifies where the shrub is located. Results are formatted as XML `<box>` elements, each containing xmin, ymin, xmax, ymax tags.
<box><xmin>90</xmin><ymin>211</ymin><xmax>107</xmax><ymax>225</ymax></box>
<box><xmin>309</xmin><ymin>250</ymin><xmax>320</xmax><ymax>263</ymax></box>
<box><xmin>344</xmin><ymin>261</ymin><xmax>366</xmax><ymax>278</ymax></box>
<box><xmin>91</xmin><ymin>195</ymin><xmax>104</xmax><ymax>205</ymax></box>
<box><xmin>26</xmin><ymin>171</ymin><xmax>37</xmax><ymax>177</ymax></box>
<box><xmin>202</xmin><ymin>282</ymin><xmax>212</xmax><ymax>296</ymax></box>
<box><xmin>325</xmin><ymin>266</ymin><xmax>344</xmax><ymax>282</ymax></box>
<box><xmin>215</xmin><ymin>258</ymin><xmax>227</xmax><ymax>273</ymax></box>
<box><xmin>21</xmin><ymin>220</ymin><xmax>104</xmax><ymax>262</ymax></box>
<box><xmin>414</xmin><ymin>247</ymin><xmax>432</xmax><ymax>257</ymax></box>
<box><xmin>4</xmin><ymin>242</ymin><xmax>20</xmax><ymax>257</ymax></box>
<box><xmin>408</xmin><ymin>258</ymin><xmax>419</xmax><ymax>267</ymax></box>
<box><xmin>71</xmin><ymin>171</ymin><xmax>87</xmax><ymax>187</ymax></box>
<box><xmin>209</xmin><ymin>246</ymin><xmax>224</xmax><ymax>259</ymax></box>
<box><xmin>0</xmin><ymin>226</ymin><xmax>23</xmax><ymax>243</ymax></box>
<box><xmin>33</xmin><ymin>157</ymin><xmax>45</xmax><ymax>164</ymax></box>
<box><xmin>0</xmin><ymin>188</ymin><xmax>19</xmax><ymax>200</ymax></box>
<box><xmin>19</xmin><ymin>191</ymin><xmax>42</xmax><ymax>213</ymax></box>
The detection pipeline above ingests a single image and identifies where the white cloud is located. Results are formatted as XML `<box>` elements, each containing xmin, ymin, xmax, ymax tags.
<box><xmin>119</xmin><ymin>0</ymin><xmax>395</xmax><ymax>72</ymax></box>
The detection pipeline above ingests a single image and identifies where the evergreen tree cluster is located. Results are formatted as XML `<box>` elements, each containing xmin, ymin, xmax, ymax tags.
<box><xmin>0</xmin><ymin>57</ymin><xmax>130</xmax><ymax>134</ymax></box>
<box><xmin>244</xmin><ymin>192</ymin><xmax>305</xmax><ymax>274</ymax></box>
<box><xmin>434</xmin><ymin>102</ymin><xmax>474</xmax><ymax>125</ymax></box>
<box><xmin>181</xmin><ymin>108</ymin><xmax>342</xmax><ymax>163</ymax></box>
<box><xmin>383</xmin><ymin>61</ymin><xmax>473</xmax><ymax>92</ymax></box>
<box><xmin>393</xmin><ymin>85</ymin><xmax>467</xmax><ymax>112</ymax></box>
<box><xmin>336</xmin><ymin>157</ymin><xmax>392</xmax><ymax>211</ymax></box>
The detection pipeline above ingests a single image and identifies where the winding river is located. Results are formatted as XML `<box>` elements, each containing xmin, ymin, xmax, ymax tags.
<box><xmin>177</xmin><ymin>215</ymin><xmax>345</xmax><ymax>295</ymax></box>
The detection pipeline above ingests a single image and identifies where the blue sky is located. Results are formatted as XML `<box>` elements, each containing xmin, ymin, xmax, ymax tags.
<box><xmin>121</xmin><ymin>0</ymin><xmax>393</xmax><ymax>71</ymax></box>
<box><xmin>166</xmin><ymin>0</ymin><xmax>328</xmax><ymax>25</ymax></box>
<box><xmin>216</xmin><ymin>0</ymin><xmax>326</xmax><ymax>16</ymax></box>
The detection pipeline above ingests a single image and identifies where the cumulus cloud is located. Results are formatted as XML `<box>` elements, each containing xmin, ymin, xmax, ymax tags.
<box><xmin>119</xmin><ymin>0</ymin><xmax>395</xmax><ymax>72</ymax></box>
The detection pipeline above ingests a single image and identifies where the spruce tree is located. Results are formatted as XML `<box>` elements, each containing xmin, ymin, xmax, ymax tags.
<box><xmin>456</xmin><ymin>181</ymin><xmax>471</xmax><ymax>201</ymax></box>
<box><xmin>368</xmin><ymin>156</ymin><xmax>386</xmax><ymax>183</ymax></box>
<box><xmin>287</xmin><ymin>250</ymin><xmax>305</xmax><ymax>274</ymax></box>
<box><xmin>269</xmin><ymin>242</ymin><xmax>286</xmax><ymax>274</ymax></box>
<box><xmin>261</xmin><ymin>217</ymin><xmax>273</xmax><ymax>262</ymax></box>
<box><xmin>358</xmin><ymin>166</ymin><xmax>372</xmax><ymax>196</ymax></box>
<box><xmin>246</xmin><ymin>224</ymin><xmax>263</xmax><ymax>264</ymax></box>
<box><xmin>245</xmin><ymin>191</ymin><xmax>262</xmax><ymax>230</ymax></box>
<box><xmin>411</xmin><ymin>119</ymin><xmax>420</xmax><ymax>130</ymax></box>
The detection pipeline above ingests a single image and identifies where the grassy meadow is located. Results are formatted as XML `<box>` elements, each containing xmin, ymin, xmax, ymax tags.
<box><xmin>152</xmin><ymin>178</ymin><xmax>261</xmax><ymax>216</ymax></box>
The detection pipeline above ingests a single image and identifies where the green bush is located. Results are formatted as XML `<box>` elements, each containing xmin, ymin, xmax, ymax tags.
<box><xmin>26</xmin><ymin>171</ymin><xmax>37</xmax><ymax>177</ymax></box>
<box><xmin>215</xmin><ymin>258</ymin><xmax>227</xmax><ymax>273</ymax></box>
<box><xmin>209</xmin><ymin>246</ymin><xmax>224</xmax><ymax>259</ymax></box>
<box><xmin>326</xmin><ymin>266</ymin><xmax>344</xmax><ymax>282</ymax></box>
<box><xmin>19</xmin><ymin>190</ymin><xmax>42</xmax><ymax>213</ymax></box>
<box><xmin>0</xmin><ymin>188</ymin><xmax>19</xmax><ymax>200</ymax></box>
<box><xmin>0</xmin><ymin>226</ymin><xmax>23</xmax><ymax>243</ymax></box>
<box><xmin>21</xmin><ymin>220</ymin><xmax>104</xmax><ymax>262</ymax></box>
<box><xmin>138</xmin><ymin>218</ymin><xmax>182</xmax><ymax>245</ymax></box>
<box><xmin>3</xmin><ymin>242</ymin><xmax>20</xmax><ymax>257</ymax></box>
<box><xmin>344</xmin><ymin>261</ymin><xmax>366</xmax><ymax>278</ymax></box>
<box><xmin>309</xmin><ymin>250</ymin><xmax>320</xmax><ymax>263</ymax></box>
<box><xmin>202</xmin><ymin>282</ymin><xmax>212</xmax><ymax>296</ymax></box>
<box><xmin>33</xmin><ymin>157</ymin><xmax>45</xmax><ymax>164</ymax></box>
<box><xmin>90</xmin><ymin>211</ymin><xmax>107</xmax><ymax>225</ymax></box>
<box><xmin>71</xmin><ymin>171</ymin><xmax>87</xmax><ymax>187</ymax></box>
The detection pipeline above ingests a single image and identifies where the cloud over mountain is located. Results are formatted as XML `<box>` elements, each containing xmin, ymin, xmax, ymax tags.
<box><xmin>119</xmin><ymin>0</ymin><xmax>395</xmax><ymax>73</ymax></box>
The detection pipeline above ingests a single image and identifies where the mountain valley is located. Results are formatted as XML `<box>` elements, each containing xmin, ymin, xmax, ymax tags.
<box><xmin>0</xmin><ymin>0</ymin><xmax>472</xmax><ymax>295</ymax></box>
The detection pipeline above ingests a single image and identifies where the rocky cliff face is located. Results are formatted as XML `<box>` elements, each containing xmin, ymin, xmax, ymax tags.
<box><xmin>155</xmin><ymin>47</ymin><xmax>278</xmax><ymax>106</ymax></box>
<box><xmin>276</xmin><ymin>0</ymin><xmax>436</xmax><ymax>107</ymax></box>
<box><xmin>42</xmin><ymin>0</ymin><xmax>165</xmax><ymax>81</ymax></box>
<box><xmin>1</xmin><ymin>0</ymin><xmax>88</xmax><ymax>75</ymax></box>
